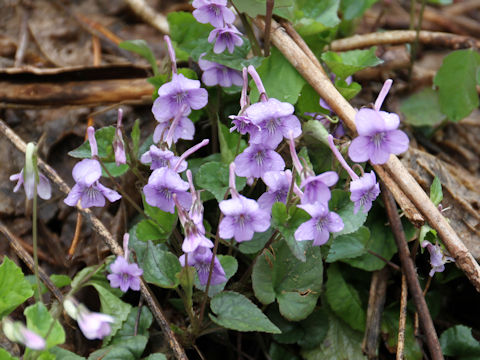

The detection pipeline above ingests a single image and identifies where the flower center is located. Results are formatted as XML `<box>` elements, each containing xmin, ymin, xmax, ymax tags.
<box><xmin>85</xmin><ymin>185</ymin><xmax>100</xmax><ymax>201</ymax></box>
<box><xmin>372</xmin><ymin>132</ymin><xmax>385</xmax><ymax>148</ymax></box>
<box><xmin>160</xmin><ymin>187</ymin><xmax>172</xmax><ymax>200</ymax></box>
<box><xmin>210</xmin><ymin>4</ymin><xmax>221</xmax><ymax>16</ymax></box>
<box><xmin>175</xmin><ymin>92</ymin><xmax>187</xmax><ymax>104</ymax></box>
<box><xmin>315</xmin><ymin>217</ymin><xmax>327</xmax><ymax>232</ymax></box>
<box><xmin>266</xmin><ymin>118</ymin><xmax>279</xmax><ymax>134</ymax></box>
<box><xmin>254</xmin><ymin>150</ymin><xmax>265</xmax><ymax>166</ymax></box>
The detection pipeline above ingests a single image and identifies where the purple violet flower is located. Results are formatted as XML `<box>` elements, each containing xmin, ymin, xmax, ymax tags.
<box><xmin>234</xmin><ymin>143</ymin><xmax>285</xmax><ymax>179</ymax></box>
<box><xmin>327</xmin><ymin>135</ymin><xmax>380</xmax><ymax>214</ymax></box>
<box><xmin>153</xmin><ymin>114</ymin><xmax>195</xmax><ymax>145</ymax></box>
<box><xmin>229</xmin><ymin>114</ymin><xmax>258</xmax><ymax>135</ymax></box>
<box><xmin>208</xmin><ymin>25</ymin><xmax>244</xmax><ymax>54</ymax></box>
<box><xmin>152</xmin><ymin>73</ymin><xmax>208</xmax><ymax>122</ymax></box>
<box><xmin>295</xmin><ymin>202</ymin><xmax>344</xmax><ymax>246</ymax></box>
<box><xmin>219</xmin><ymin>163</ymin><xmax>271</xmax><ymax>242</ymax></box>
<box><xmin>300</xmin><ymin>171</ymin><xmax>338</xmax><ymax>205</ymax></box>
<box><xmin>63</xmin><ymin>298</ymin><xmax>114</xmax><ymax>340</ymax></box>
<box><xmin>140</xmin><ymin>145</ymin><xmax>186</xmax><ymax>171</ymax></box>
<box><xmin>258</xmin><ymin>170</ymin><xmax>293</xmax><ymax>211</ymax></box>
<box><xmin>179</xmin><ymin>246</ymin><xmax>226</xmax><ymax>285</ymax></box>
<box><xmin>113</xmin><ymin>109</ymin><xmax>126</xmax><ymax>166</ymax></box>
<box><xmin>107</xmin><ymin>234</ymin><xmax>143</xmax><ymax>292</ymax></box>
<box><xmin>64</xmin><ymin>127</ymin><xmax>121</xmax><ymax>208</ymax></box>
<box><xmin>422</xmin><ymin>241</ymin><xmax>455</xmax><ymax>277</ymax></box>
<box><xmin>198</xmin><ymin>54</ymin><xmax>243</xmax><ymax>87</ymax></box>
<box><xmin>10</xmin><ymin>169</ymin><xmax>51</xmax><ymax>200</ymax></box>
<box><xmin>2</xmin><ymin>319</ymin><xmax>46</xmax><ymax>350</ymax></box>
<box><xmin>193</xmin><ymin>0</ymin><xmax>235</xmax><ymax>28</ymax></box>
<box><xmin>348</xmin><ymin>79</ymin><xmax>409</xmax><ymax>165</ymax></box>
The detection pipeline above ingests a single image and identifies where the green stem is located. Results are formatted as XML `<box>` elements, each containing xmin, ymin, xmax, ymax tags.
<box><xmin>32</xmin><ymin>170</ymin><xmax>41</xmax><ymax>303</ymax></box>
<box><xmin>238</xmin><ymin>12</ymin><xmax>262</xmax><ymax>57</ymax></box>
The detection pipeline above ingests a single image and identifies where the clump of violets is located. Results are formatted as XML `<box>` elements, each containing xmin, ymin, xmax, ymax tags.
<box><xmin>219</xmin><ymin>163</ymin><xmax>270</xmax><ymax>242</ymax></box>
<box><xmin>107</xmin><ymin>233</ymin><xmax>143</xmax><ymax>292</ymax></box>
<box><xmin>143</xmin><ymin>140</ymin><xmax>209</xmax><ymax>213</ymax></box>
<box><xmin>422</xmin><ymin>241</ymin><xmax>455</xmax><ymax>277</ymax></box>
<box><xmin>327</xmin><ymin>135</ymin><xmax>380</xmax><ymax>214</ymax></box>
<box><xmin>2</xmin><ymin>319</ymin><xmax>46</xmax><ymax>350</ymax></box>
<box><xmin>10</xmin><ymin>142</ymin><xmax>52</xmax><ymax>200</ymax></box>
<box><xmin>113</xmin><ymin>109</ymin><xmax>126</xmax><ymax>166</ymax></box>
<box><xmin>151</xmin><ymin>35</ymin><xmax>207</xmax><ymax>144</ymax></box>
<box><xmin>64</xmin><ymin>297</ymin><xmax>114</xmax><ymax>340</ymax></box>
<box><xmin>294</xmin><ymin>202</ymin><xmax>344</xmax><ymax>246</ymax></box>
<box><xmin>64</xmin><ymin>127</ymin><xmax>121</xmax><ymax>208</ymax></box>
<box><xmin>198</xmin><ymin>54</ymin><xmax>243</xmax><ymax>88</ymax></box>
<box><xmin>348</xmin><ymin>79</ymin><xmax>409</xmax><ymax>165</ymax></box>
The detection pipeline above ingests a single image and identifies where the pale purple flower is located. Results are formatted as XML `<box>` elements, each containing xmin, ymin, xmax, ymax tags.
<box><xmin>229</xmin><ymin>114</ymin><xmax>258</xmax><ymax>135</ymax></box>
<box><xmin>422</xmin><ymin>241</ymin><xmax>455</xmax><ymax>277</ymax></box>
<box><xmin>107</xmin><ymin>234</ymin><xmax>143</xmax><ymax>292</ymax></box>
<box><xmin>258</xmin><ymin>170</ymin><xmax>292</xmax><ymax>211</ymax></box>
<box><xmin>300</xmin><ymin>171</ymin><xmax>338</xmax><ymax>205</ymax></box>
<box><xmin>193</xmin><ymin>0</ymin><xmax>235</xmax><ymax>27</ymax></box>
<box><xmin>246</xmin><ymin>98</ymin><xmax>302</xmax><ymax>148</ymax></box>
<box><xmin>64</xmin><ymin>159</ymin><xmax>121</xmax><ymax>208</ymax></box>
<box><xmin>208</xmin><ymin>25</ymin><xmax>244</xmax><ymax>54</ymax></box>
<box><xmin>140</xmin><ymin>145</ymin><xmax>186</xmax><ymax>171</ymax></box>
<box><xmin>348</xmin><ymin>79</ymin><xmax>409</xmax><ymax>165</ymax></box>
<box><xmin>234</xmin><ymin>144</ymin><xmax>285</xmax><ymax>179</ymax></box>
<box><xmin>113</xmin><ymin>109</ymin><xmax>126</xmax><ymax>166</ymax></box>
<box><xmin>152</xmin><ymin>73</ymin><xmax>208</xmax><ymax>122</ymax></box>
<box><xmin>350</xmin><ymin>171</ymin><xmax>380</xmax><ymax>214</ymax></box>
<box><xmin>153</xmin><ymin>115</ymin><xmax>195</xmax><ymax>144</ymax></box>
<box><xmin>63</xmin><ymin>298</ymin><xmax>114</xmax><ymax>340</ymax></box>
<box><xmin>2</xmin><ymin>319</ymin><xmax>46</xmax><ymax>350</ymax></box>
<box><xmin>180</xmin><ymin>246</ymin><xmax>226</xmax><ymax>285</ymax></box>
<box><xmin>219</xmin><ymin>195</ymin><xmax>270</xmax><ymax>242</ymax></box>
<box><xmin>295</xmin><ymin>202</ymin><xmax>344</xmax><ymax>246</ymax></box>
<box><xmin>198</xmin><ymin>55</ymin><xmax>243</xmax><ymax>87</ymax></box>
<box><xmin>10</xmin><ymin>169</ymin><xmax>51</xmax><ymax>200</ymax></box>
<box><xmin>143</xmin><ymin>167</ymin><xmax>191</xmax><ymax>213</ymax></box>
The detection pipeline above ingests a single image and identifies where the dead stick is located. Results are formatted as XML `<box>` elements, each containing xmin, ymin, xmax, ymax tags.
<box><xmin>381</xmin><ymin>184</ymin><xmax>443</xmax><ymax>360</ymax></box>
<box><xmin>124</xmin><ymin>0</ymin><xmax>169</xmax><ymax>34</ymax></box>
<box><xmin>253</xmin><ymin>17</ymin><xmax>480</xmax><ymax>292</ymax></box>
<box><xmin>329</xmin><ymin>30</ymin><xmax>480</xmax><ymax>51</ymax></box>
<box><xmin>397</xmin><ymin>275</ymin><xmax>408</xmax><ymax>360</ymax></box>
<box><xmin>362</xmin><ymin>267</ymin><xmax>389</xmax><ymax>359</ymax></box>
<box><xmin>0</xmin><ymin>119</ymin><xmax>188</xmax><ymax>360</ymax></box>
<box><xmin>263</xmin><ymin>0</ymin><xmax>274</xmax><ymax>56</ymax></box>
<box><xmin>0</xmin><ymin>221</ymin><xmax>64</xmax><ymax>303</ymax></box>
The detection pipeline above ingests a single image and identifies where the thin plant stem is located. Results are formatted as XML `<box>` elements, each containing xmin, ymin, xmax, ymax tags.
<box><xmin>32</xmin><ymin>179</ymin><xmax>42</xmax><ymax>303</ymax></box>
<box><xmin>264</xmin><ymin>0</ymin><xmax>275</xmax><ymax>57</ymax></box>
<box><xmin>408</xmin><ymin>0</ymin><xmax>427</xmax><ymax>80</ymax></box>
<box><xmin>237</xmin><ymin>12</ymin><xmax>262</xmax><ymax>57</ymax></box>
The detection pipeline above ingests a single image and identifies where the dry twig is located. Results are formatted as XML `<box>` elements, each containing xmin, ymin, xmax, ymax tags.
<box><xmin>124</xmin><ymin>0</ymin><xmax>170</xmax><ymax>34</ymax></box>
<box><xmin>253</xmin><ymin>17</ymin><xmax>480</xmax><ymax>293</ymax></box>
<box><xmin>0</xmin><ymin>119</ymin><xmax>188</xmax><ymax>360</ymax></box>
<box><xmin>397</xmin><ymin>275</ymin><xmax>408</xmax><ymax>360</ymax></box>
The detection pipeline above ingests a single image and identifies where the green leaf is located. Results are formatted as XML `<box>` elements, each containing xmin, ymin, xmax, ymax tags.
<box><xmin>427</xmin><ymin>0</ymin><xmax>452</xmax><ymax>4</ymax></box>
<box><xmin>335</xmin><ymin>79</ymin><xmax>361</xmax><ymax>100</ymax></box>
<box><xmin>326</xmin><ymin>226</ymin><xmax>370</xmax><ymax>262</ymax></box>
<box><xmin>111</xmin><ymin>307</ymin><xmax>153</xmax><ymax>344</ymax></box>
<box><xmin>218</xmin><ymin>120</ymin><xmax>247</xmax><ymax>164</ymax></box>
<box><xmin>119</xmin><ymin>40</ymin><xmax>159</xmax><ymax>75</ymax></box>
<box><xmin>325</xmin><ymin>264</ymin><xmax>365</xmax><ymax>331</ymax></box>
<box><xmin>209</xmin><ymin>291</ymin><xmax>281</xmax><ymax>333</ymax></box>
<box><xmin>321</xmin><ymin>47</ymin><xmax>383</xmax><ymax>79</ymax></box>
<box><xmin>340</xmin><ymin>0</ymin><xmax>378</xmax><ymax>20</ymax></box>
<box><xmin>102</xmin><ymin>162</ymin><xmax>129</xmax><ymax>177</ymax></box>
<box><xmin>271</xmin><ymin>203</ymin><xmax>311</xmax><ymax>262</ymax></box>
<box><xmin>167</xmin><ymin>12</ymin><xmax>213</xmax><ymax>61</ymax></box>
<box><xmin>24</xmin><ymin>303</ymin><xmax>65</xmax><ymax>349</ymax></box>
<box><xmin>68</xmin><ymin>126</ymin><xmax>115</xmax><ymax>160</ymax></box>
<box><xmin>440</xmin><ymin>325</ymin><xmax>480</xmax><ymax>359</ymax></box>
<box><xmin>430</xmin><ymin>176</ymin><xmax>443</xmax><ymax>206</ymax></box>
<box><xmin>131</xmin><ymin>119</ymin><xmax>141</xmax><ymax>159</ymax></box>
<box><xmin>231</xmin><ymin>0</ymin><xmax>294</xmax><ymax>17</ymax></box>
<box><xmin>142</xmin><ymin>354</ymin><xmax>167</xmax><ymax>360</ymax></box>
<box><xmin>302</xmin><ymin>311</ymin><xmax>366</xmax><ymax>359</ymax></box>
<box><xmin>136</xmin><ymin>241</ymin><xmax>181</xmax><ymax>288</ymax></box>
<box><xmin>249</xmin><ymin>47</ymin><xmax>306</xmax><ymax>104</ymax></box>
<box><xmin>302</xmin><ymin>120</ymin><xmax>329</xmax><ymax>147</ymax></box>
<box><xmin>290</xmin><ymin>0</ymin><xmax>341</xmax><ymax>36</ymax></box>
<box><xmin>381</xmin><ymin>305</ymin><xmax>422</xmax><ymax>360</ymax></box>
<box><xmin>269</xmin><ymin>342</ymin><xmax>300</xmax><ymax>360</ymax></box>
<box><xmin>142</xmin><ymin>195</ymin><xmax>177</xmax><ymax>239</ymax></box>
<box><xmin>91</xmin><ymin>284</ymin><xmax>132</xmax><ymax>344</ymax></box>
<box><xmin>88</xmin><ymin>335</ymin><xmax>148</xmax><ymax>360</ymax></box>
<box><xmin>136</xmin><ymin>220</ymin><xmax>166</xmax><ymax>242</ymax></box>
<box><xmin>194</xmin><ymin>255</ymin><xmax>238</xmax><ymax>297</ymax></box>
<box><xmin>343</xmin><ymin>206</ymin><xmax>397</xmax><ymax>271</ymax></box>
<box><xmin>0</xmin><ymin>349</ymin><xmax>19</xmax><ymax>360</ymax></box>
<box><xmin>252</xmin><ymin>239</ymin><xmax>323</xmax><ymax>321</ymax></box>
<box><xmin>434</xmin><ymin>49</ymin><xmax>480</xmax><ymax>122</ymax></box>
<box><xmin>49</xmin><ymin>347</ymin><xmax>85</xmax><ymax>359</ymax></box>
<box><xmin>0</xmin><ymin>257</ymin><xmax>33</xmax><ymax>319</ymax></box>
<box><xmin>239</xmin><ymin>227</ymin><xmax>274</xmax><ymax>254</ymax></box>
<box><xmin>330</xmin><ymin>189</ymin><xmax>368</xmax><ymax>236</ymax></box>
<box><xmin>297</xmin><ymin>84</ymin><xmax>323</xmax><ymax>114</ymax></box>
<box><xmin>196</xmin><ymin>161</ymin><xmax>246</xmax><ymax>202</ymax></box>
<box><xmin>400</xmin><ymin>87</ymin><xmax>446</xmax><ymax>127</ymax></box>
<box><xmin>202</xmin><ymin>40</ymin><xmax>263</xmax><ymax>71</ymax></box>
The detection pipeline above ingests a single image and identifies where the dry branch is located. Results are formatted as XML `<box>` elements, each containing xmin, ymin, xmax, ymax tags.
<box><xmin>253</xmin><ymin>18</ymin><xmax>480</xmax><ymax>292</ymax></box>
<box><xmin>125</xmin><ymin>0</ymin><xmax>170</xmax><ymax>34</ymax></box>
<box><xmin>0</xmin><ymin>119</ymin><xmax>188</xmax><ymax>360</ymax></box>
